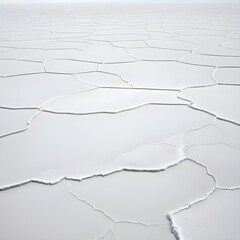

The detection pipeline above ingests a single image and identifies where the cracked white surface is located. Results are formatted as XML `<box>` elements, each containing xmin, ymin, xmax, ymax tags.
<box><xmin>0</xmin><ymin>73</ymin><xmax>94</xmax><ymax>108</ymax></box>
<box><xmin>214</xmin><ymin>67</ymin><xmax>240</xmax><ymax>85</ymax></box>
<box><xmin>0</xmin><ymin>105</ymin><xmax>213</xmax><ymax>187</ymax></box>
<box><xmin>186</xmin><ymin>144</ymin><xmax>240</xmax><ymax>188</ymax></box>
<box><xmin>0</xmin><ymin>108</ymin><xmax>38</xmax><ymax>138</ymax></box>
<box><xmin>0</xmin><ymin>59</ymin><xmax>44</xmax><ymax>76</ymax></box>
<box><xmin>0</xmin><ymin>181</ymin><xmax>113</xmax><ymax>240</ymax></box>
<box><xmin>0</xmin><ymin>3</ymin><xmax>240</xmax><ymax>240</ymax></box>
<box><xmin>45</xmin><ymin>59</ymin><xmax>98</xmax><ymax>74</ymax></box>
<box><xmin>69</xmin><ymin>160</ymin><xmax>215</xmax><ymax>224</ymax></box>
<box><xmin>179</xmin><ymin>85</ymin><xmax>240</xmax><ymax>124</ymax></box>
<box><xmin>75</xmin><ymin>71</ymin><xmax>130</xmax><ymax>88</ymax></box>
<box><xmin>71</xmin><ymin>45</ymin><xmax>135</xmax><ymax>63</ymax></box>
<box><xmin>100</xmin><ymin>61</ymin><xmax>214</xmax><ymax>89</ymax></box>
<box><xmin>179</xmin><ymin>53</ymin><xmax>240</xmax><ymax>67</ymax></box>
<box><xmin>173</xmin><ymin>189</ymin><xmax>240</xmax><ymax>240</ymax></box>
<box><xmin>43</xmin><ymin>88</ymin><xmax>187</xmax><ymax>114</ymax></box>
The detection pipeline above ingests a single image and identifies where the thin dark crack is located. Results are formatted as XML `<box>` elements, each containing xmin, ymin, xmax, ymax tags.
<box><xmin>166</xmin><ymin>214</ymin><xmax>181</xmax><ymax>240</ymax></box>
<box><xmin>177</xmin><ymin>70</ymin><xmax>240</xmax><ymax>127</ymax></box>
<box><xmin>0</xmin><ymin>158</ymin><xmax>193</xmax><ymax>191</ymax></box>
<box><xmin>43</xmin><ymin>103</ymin><xmax>189</xmax><ymax>116</ymax></box>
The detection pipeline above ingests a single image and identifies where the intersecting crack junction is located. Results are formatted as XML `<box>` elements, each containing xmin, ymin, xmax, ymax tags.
<box><xmin>0</xmin><ymin>3</ymin><xmax>240</xmax><ymax>240</ymax></box>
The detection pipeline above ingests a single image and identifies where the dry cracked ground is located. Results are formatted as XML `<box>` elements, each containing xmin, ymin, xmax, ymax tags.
<box><xmin>0</xmin><ymin>3</ymin><xmax>240</xmax><ymax>240</ymax></box>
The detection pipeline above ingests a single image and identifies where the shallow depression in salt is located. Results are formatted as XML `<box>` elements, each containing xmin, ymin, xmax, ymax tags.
<box><xmin>0</xmin><ymin>3</ymin><xmax>240</xmax><ymax>240</ymax></box>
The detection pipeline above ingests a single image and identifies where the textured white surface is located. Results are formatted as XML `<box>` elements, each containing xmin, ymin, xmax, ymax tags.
<box><xmin>0</xmin><ymin>3</ymin><xmax>239</xmax><ymax>240</ymax></box>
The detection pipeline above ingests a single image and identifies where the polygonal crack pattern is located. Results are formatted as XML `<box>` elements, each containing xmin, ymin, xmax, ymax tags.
<box><xmin>0</xmin><ymin>3</ymin><xmax>239</xmax><ymax>240</ymax></box>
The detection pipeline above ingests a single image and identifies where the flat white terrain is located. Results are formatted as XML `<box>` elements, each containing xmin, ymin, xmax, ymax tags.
<box><xmin>0</xmin><ymin>3</ymin><xmax>239</xmax><ymax>240</ymax></box>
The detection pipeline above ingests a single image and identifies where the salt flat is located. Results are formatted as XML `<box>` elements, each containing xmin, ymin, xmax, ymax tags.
<box><xmin>0</xmin><ymin>3</ymin><xmax>240</xmax><ymax>240</ymax></box>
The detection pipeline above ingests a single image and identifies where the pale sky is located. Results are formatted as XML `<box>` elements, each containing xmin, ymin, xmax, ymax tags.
<box><xmin>0</xmin><ymin>0</ymin><xmax>240</xmax><ymax>4</ymax></box>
